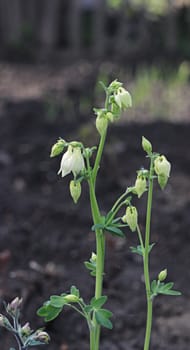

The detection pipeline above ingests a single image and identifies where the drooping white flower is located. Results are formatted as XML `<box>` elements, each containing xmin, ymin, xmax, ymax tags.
<box><xmin>114</xmin><ymin>87</ymin><xmax>132</xmax><ymax>109</ymax></box>
<box><xmin>58</xmin><ymin>145</ymin><xmax>85</xmax><ymax>178</ymax></box>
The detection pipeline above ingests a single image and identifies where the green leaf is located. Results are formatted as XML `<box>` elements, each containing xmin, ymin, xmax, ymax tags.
<box><xmin>70</xmin><ymin>286</ymin><xmax>80</xmax><ymax>297</ymax></box>
<box><xmin>161</xmin><ymin>282</ymin><xmax>174</xmax><ymax>290</ymax></box>
<box><xmin>105</xmin><ymin>226</ymin><xmax>125</xmax><ymax>237</ymax></box>
<box><xmin>158</xmin><ymin>289</ymin><xmax>181</xmax><ymax>296</ymax></box>
<box><xmin>37</xmin><ymin>304</ymin><xmax>63</xmax><ymax>322</ymax></box>
<box><xmin>130</xmin><ymin>243</ymin><xmax>155</xmax><ymax>256</ymax></box>
<box><xmin>111</xmin><ymin>217</ymin><xmax>121</xmax><ymax>224</ymax></box>
<box><xmin>105</xmin><ymin>210</ymin><xmax>114</xmax><ymax>223</ymax></box>
<box><xmin>95</xmin><ymin>309</ymin><xmax>113</xmax><ymax>329</ymax></box>
<box><xmin>151</xmin><ymin>280</ymin><xmax>157</xmax><ymax>293</ymax></box>
<box><xmin>84</xmin><ymin>305</ymin><xmax>93</xmax><ymax>313</ymax></box>
<box><xmin>84</xmin><ymin>262</ymin><xmax>95</xmax><ymax>270</ymax></box>
<box><xmin>50</xmin><ymin>295</ymin><xmax>66</xmax><ymax>308</ymax></box>
<box><xmin>90</xmin><ymin>296</ymin><xmax>107</xmax><ymax>309</ymax></box>
<box><xmin>91</xmin><ymin>223</ymin><xmax>105</xmax><ymax>231</ymax></box>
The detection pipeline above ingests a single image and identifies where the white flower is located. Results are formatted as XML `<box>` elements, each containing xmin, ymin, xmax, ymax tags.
<box><xmin>58</xmin><ymin>145</ymin><xmax>85</xmax><ymax>178</ymax></box>
<box><xmin>114</xmin><ymin>87</ymin><xmax>132</xmax><ymax>109</ymax></box>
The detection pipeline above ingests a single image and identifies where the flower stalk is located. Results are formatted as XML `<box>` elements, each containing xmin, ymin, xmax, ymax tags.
<box><xmin>143</xmin><ymin>156</ymin><xmax>154</xmax><ymax>350</ymax></box>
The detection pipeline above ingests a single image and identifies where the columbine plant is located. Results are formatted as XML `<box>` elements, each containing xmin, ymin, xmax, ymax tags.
<box><xmin>37</xmin><ymin>80</ymin><xmax>180</xmax><ymax>350</ymax></box>
<box><xmin>0</xmin><ymin>297</ymin><xmax>49</xmax><ymax>350</ymax></box>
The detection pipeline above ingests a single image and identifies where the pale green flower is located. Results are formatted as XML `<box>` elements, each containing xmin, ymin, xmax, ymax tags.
<box><xmin>114</xmin><ymin>87</ymin><xmax>132</xmax><ymax>109</ymax></box>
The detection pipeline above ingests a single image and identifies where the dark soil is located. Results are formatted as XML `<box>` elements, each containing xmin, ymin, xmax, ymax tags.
<box><xmin>0</xmin><ymin>100</ymin><xmax>190</xmax><ymax>350</ymax></box>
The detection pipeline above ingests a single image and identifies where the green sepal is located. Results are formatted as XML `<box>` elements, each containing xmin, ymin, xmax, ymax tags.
<box><xmin>94</xmin><ymin>309</ymin><xmax>113</xmax><ymax>329</ymax></box>
<box><xmin>90</xmin><ymin>296</ymin><xmax>107</xmax><ymax>309</ymax></box>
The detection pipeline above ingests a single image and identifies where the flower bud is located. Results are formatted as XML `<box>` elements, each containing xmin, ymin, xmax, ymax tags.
<box><xmin>142</xmin><ymin>136</ymin><xmax>152</xmax><ymax>154</ymax></box>
<box><xmin>64</xmin><ymin>294</ymin><xmax>79</xmax><ymax>303</ymax></box>
<box><xmin>7</xmin><ymin>297</ymin><xmax>22</xmax><ymax>316</ymax></box>
<box><xmin>91</xmin><ymin>252</ymin><xmax>97</xmax><ymax>263</ymax></box>
<box><xmin>96</xmin><ymin>116</ymin><xmax>108</xmax><ymax>135</ymax></box>
<box><xmin>114</xmin><ymin>87</ymin><xmax>132</xmax><ymax>110</ymax></box>
<box><xmin>122</xmin><ymin>206</ymin><xmax>138</xmax><ymax>232</ymax></box>
<box><xmin>69</xmin><ymin>180</ymin><xmax>81</xmax><ymax>204</ymax></box>
<box><xmin>134</xmin><ymin>175</ymin><xmax>147</xmax><ymax>198</ymax></box>
<box><xmin>154</xmin><ymin>155</ymin><xmax>171</xmax><ymax>189</ymax></box>
<box><xmin>50</xmin><ymin>139</ymin><xmax>66</xmax><ymax>158</ymax></box>
<box><xmin>34</xmin><ymin>331</ymin><xmax>50</xmax><ymax>344</ymax></box>
<box><xmin>158</xmin><ymin>269</ymin><xmax>167</xmax><ymax>282</ymax></box>
<box><xmin>106</xmin><ymin>112</ymin><xmax>114</xmax><ymax>123</ymax></box>
<box><xmin>21</xmin><ymin>322</ymin><xmax>32</xmax><ymax>336</ymax></box>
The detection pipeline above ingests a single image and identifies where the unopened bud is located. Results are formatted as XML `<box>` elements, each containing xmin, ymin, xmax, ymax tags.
<box><xmin>134</xmin><ymin>176</ymin><xmax>147</xmax><ymax>198</ymax></box>
<box><xmin>50</xmin><ymin>139</ymin><xmax>66</xmax><ymax>158</ymax></box>
<box><xmin>142</xmin><ymin>136</ymin><xmax>152</xmax><ymax>154</ymax></box>
<box><xmin>106</xmin><ymin>112</ymin><xmax>114</xmax><ymax>123</ymax></box>
<box><xmin>96</xmin><ymin>116</ymin><xmax>108</xmax><ymax>135</ymax></box>
<box><xmin>21</xmin><ymin>322</ymin><xmax>32</xmax><ymax>336</ymax></box>
<box><xmin>64</xmin><ymin>294</ymin><xmax>79</xmax><ymax>303</ymax></box>
<box><xmin>34</xmin><ymin>331</ymin><xmax>50</xmax><ymax>344</ymax></box>
<box><xmin>158</xmin><ymin>269</ymin><xmax>167</xmax><ymax>282</ymax></box>
<box><xmin>7</xmin><ymin>297</ymin><xmax>22</xmax><ymax>316</ymax></box>
<box><xmin>69</xmin><ymin>180</ymin><xmax>81</xmax><ymax>204</ymax></box>
<box><xmin>154</xmin><ymin>155</ymin><xmax>171</xmax><ymax>189</ymax></box>
<box><xmin>91</xmin><ymin>252</ymin><xmax>97</xmax><ymax>263</ymax></box>
<box><xmin>122</xmin><ymin>206</ymin><xmax>138</xmax><ymax>232</ymax></box>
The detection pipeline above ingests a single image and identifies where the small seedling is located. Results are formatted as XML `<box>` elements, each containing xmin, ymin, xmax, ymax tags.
<box><xmin>0</xmin><ymin>297</ymin><xmax>49</xmax><ymax>350</ymax></box>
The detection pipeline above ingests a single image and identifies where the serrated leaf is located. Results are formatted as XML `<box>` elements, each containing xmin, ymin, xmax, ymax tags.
<box><xmin>70</xmin><ymin>286</ymin><xmax>80</xmax><ymax>297</ymax></box>
<box><xmin>95</xmin><ymin>310</ymin><xmax>113</xmax><ymax>329</ymax></box>
<box><xmin>90</xmin><ymin>296</ymin><xmax>107</xmax><ymax>309</ymax></box>
<box><xmin>105</xmin><ymin>226</ymin><xmax>125</xmax><ymax>237</ymax></box>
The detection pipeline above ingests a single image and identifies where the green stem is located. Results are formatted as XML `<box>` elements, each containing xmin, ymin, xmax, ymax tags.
<box><xmin>143</xmin><ymin>157</ymin><xmax>154</xmax><ymax>350</ymax></box>
<box><xmin>136</xmin><ymin>224</ymin><xmax>144</xmax><ymax>252</ymax></box>
<box><xmin>111</xmin><ymin>188</ymin><xmax>130</xmax><ymax>213</ymax></box>
<box><xmin>92</xmin><ymin>128</ymin><xmax>107</xmax><ymax>184</ymax></box>
<box><xmin>87</xmin><ymin>135</ymin><xmax>107</xmax><ymax>350</ymax></box>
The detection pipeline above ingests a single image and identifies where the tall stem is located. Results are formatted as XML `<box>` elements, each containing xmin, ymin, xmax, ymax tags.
<box><xmin>143</xmin><ymin>157</ymin><xmax>154</xmax><ymax>350</ymax></box>
<box><xmin>87</xmin><ymin>129</ymin><xmax>108</xmax><ymax>350</ymax></box>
